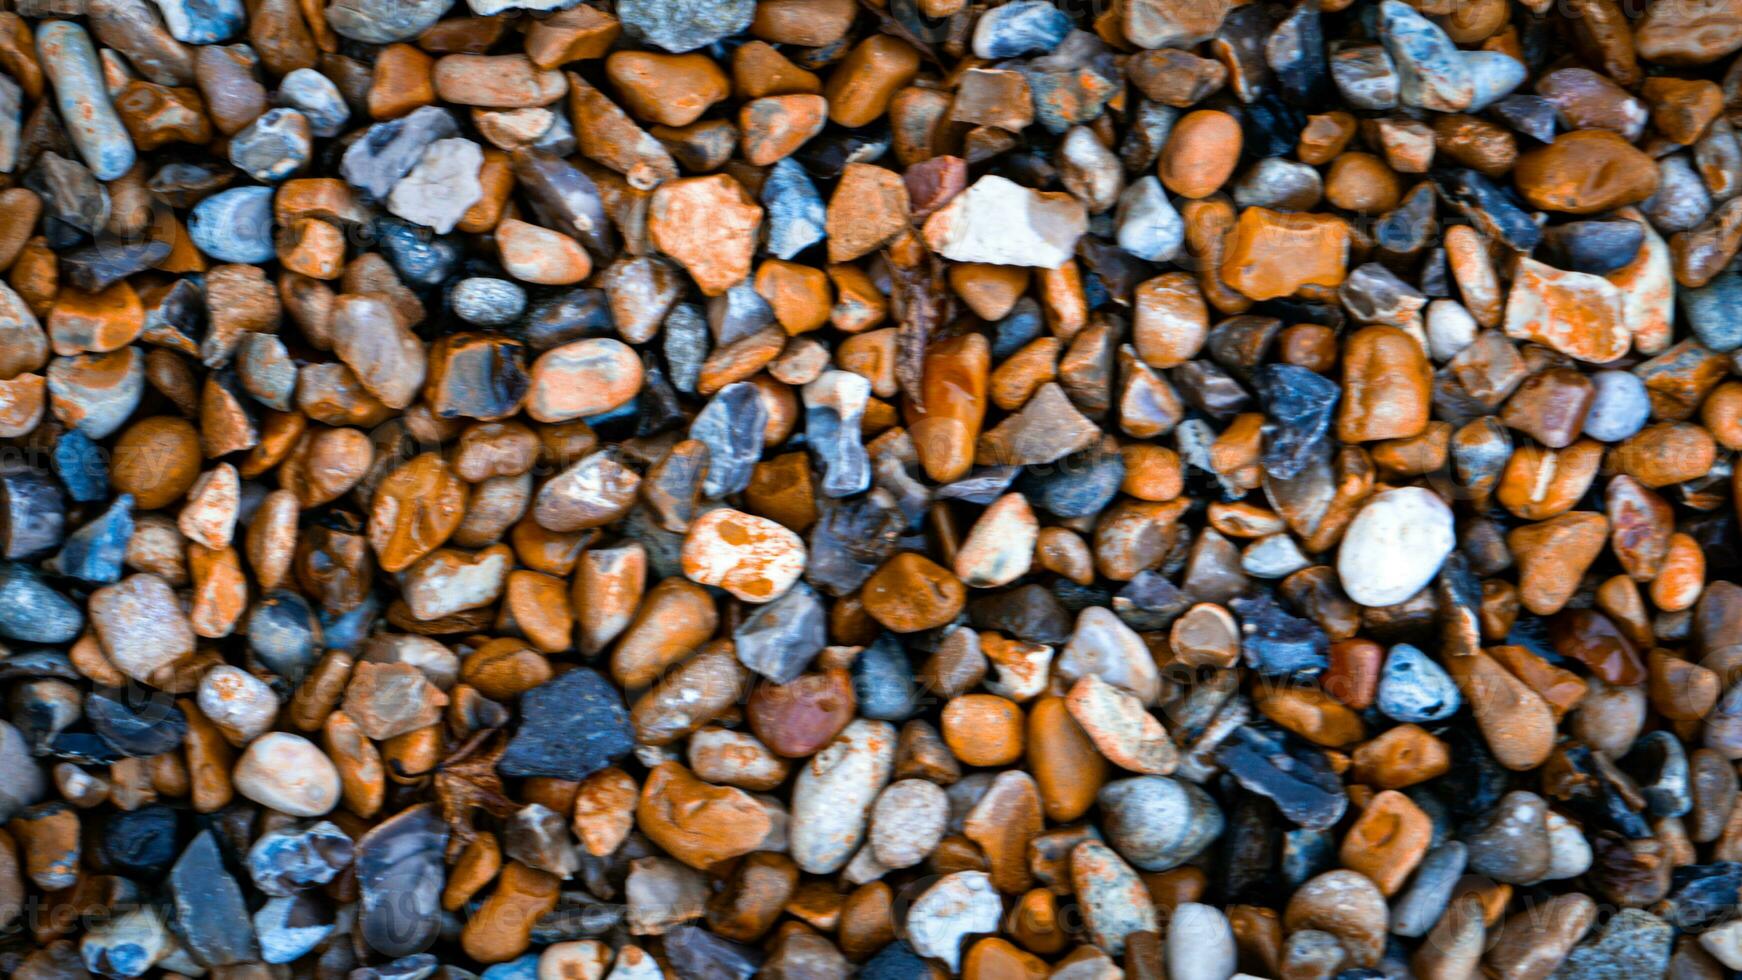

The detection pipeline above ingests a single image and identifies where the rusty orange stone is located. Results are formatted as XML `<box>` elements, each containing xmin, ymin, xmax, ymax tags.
<box><xmin>824</xmin><ymin>35</ymin><xmax>920</xmax><ymax>128</ymax></box>
<box><xmin>908</xmin><ymin>333</ymin><xmax>990</xmax><ymax>484</ymax></box>
<box><xmin>606</xmin><ymin>50</ymin><xmax>729</xmax><ymax>127</ymax></box>
<box><xmin>1219</xmin><ymin>208</ymin><xmax>1350</xmax><ymax>301</ymax></box>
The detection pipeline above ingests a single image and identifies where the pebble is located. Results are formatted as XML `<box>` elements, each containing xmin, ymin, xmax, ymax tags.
<box><xmin>37</xmin><ymin>21</ymin><xmax>136</xmax><ymax>181</ymax></box>
<box><xmin>906</xmin><ymin>871</ymin><xmax>1004</xmax><ymax>972</ymax></box>
<box><xmin>1376</xmin><ymin>644</ymin><xmax>1461</xmax><ymax>723</ymax></box>
<box><xmin>499</xmin><ymin>667</ymin><xmax>634</xmax><ymax>781</ymax></box>
<box><xmin>1336</xmin><ymin>488</ymin><xmax>1456</xmax><ymax>607</ymax></box>
<box><xmin>1099</xmin><ymin>776</ymin><xmax>1223</xmax><ymax>871</ymax></box>
<box><xmin>188</xmin><ymin>185</ymin><xmax>276</xmax><ymax>263</ymax></box>
<box><xmin>790</xmin><ymin>718</ymin><xmax>893</xmax><ymax>873</ymax></box>
<box><xmin>233</xmin><ymin>732</ymin><xmax>340</xmax><ymax>816</ymax></box>
<box><xmin>922</xmin><ymin>174</ymin><xmax>1088</xmax><ymax>269</ymax></box>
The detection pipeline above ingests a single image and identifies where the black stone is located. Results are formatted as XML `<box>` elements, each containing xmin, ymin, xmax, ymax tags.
<box><xmin>1432</xmin><ymin>167</ymin><xmax>1542</xmax><ymax>253</ymax></box>
<box><xmin>794</xmin><ymin>121</ymin><xmax>891</xmax><ymax>179</ymax></box>
<box><xmin>968</xmin><ymin>584</ymin><xmax>1072</xmax><ymax>645</ymax></box>
<box><xmin>807</xmin><ymin>493</ymin><xmax>903</xmax><ymax>597</ymax></box>
<box><xmin>1258</xmin><ymin>363</ymin><xmax>1340</xmax><ymax>481</ymax></box>
<box><xmin>860</xmin><ymin>943</ymin><xmax>935</xmax><ymax>980</ymax></box>
<box><xmin>992</xmin><ymin>298</ymin><xmax>1045</xmax><ymax>360</ymax></box>
<box><xmin>59</xmin><ymin>240</ymin><xmax>173</xmax><ymax>293</ymax></box>
<box><xmin>1172</xmin><ymin>360</ymin><xmax>1252</xmax><ymax>417</ymax></box>
<box><xmin>523</xmin><ymin>287</ymin><xmax>612</xmax><ymax>351</ymax></box>
<box><xmin>510</xmin><ymin>149</ymin><xmax>614</xmax><ymax>259</ymax></box>
<box><xmin>87</xmin><ymin>688</ymin><xmax>187</xmax><ymax>757</ymax></box>
<box><xmin>1215</xmin><ymin>724</ymin><xmax>1348</xmax><ymax>829</ymax></box>
<box><xmin>102</xmin><ymin>804</ymin><xmax>183</xmax><ymax>877</ymax></box>
<box><xmin>46</xmin><ymin>731</ymin><xmax>124</xmax><ymax>764</ymax></box>
<box><xmin>0</xmin><ymin>467</ymin><xmax>66</xmax><ymax>560</ymax></box>
<box><xmin>171</xmin><ymin>830</ymin><xmax>259</xmax><ymax>966</ymax></box>
<box><xmin>1232</xmin><ymin>592</ymin><xmax>1329</xmax><ymax>676</ymax></box>
<box><xmin>375</xmin><ymin>218</ymin><xmax>459</xmax><ymax>286</ymax></box>
<box><xmin>1240</xmin><ymin>91</ymin><xmax>1307</xmax><ymax>159</ymax></box>
<box><xmin>499</xmin><ymin>668</ymin><xmax>634</xmax><ymax>781</ymax></box>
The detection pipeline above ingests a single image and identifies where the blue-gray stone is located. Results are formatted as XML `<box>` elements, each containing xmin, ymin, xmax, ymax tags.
<box><xmin>247</xmin><ymin>590</ymin><xmax>322</xmax><ymax>683</ymax></box>
<box><xmin>708</xmin><ymin>279</ymin><xmax>774</xmax><ymax>345</ymax></box>
<box><xmin>1432</xmin><ymin>167</ymin><xmax>1541</xmax><ymax>252</ymax></box>
<box><xmin>1115</xmin><ymin>176</ymin><xmax>1184</xmax><ymax>263</ymax></box>
<box><xmin>972</xmin><ymin>0</ymin><xmax>1072</xmax><ymax>58</ymax></box>
<box><xmin>1017</xmin><ymin>448</ymin><xmax>1124</xmax><ymax>518</ymax></box>
<box><xmin>1550</xmin><ymin>909</ymin><xmax>1671</xmax><ymax>980</ymax></box>
<box><xmin>0</xmin><ymin>562</ymin><xmax>82</xmax><ymax>643</ymax></box>
<box><xmin>1280</xmin><ymin>827</ymin><xmax>1337</xmax><ymax>888</ymax></box>
<box><xmin>663</xmin><ymin>924</ymin><xmax>763</xmax><ymax>979</ymax></box>
<box><xmin>499</xmin><ymin>668</ymin><xmax>634</xmax><ymax>781</ymax></box>
<box><xmin>938</xmin><ymin>466</ymin><xmax>1022</xmax><ymax>505</ymax></box>
<box><xmin>326</xmin><ymin>0</ymin><xmax>454</xmax><ymax>43</ymax></box>
<box><xmin>852</xmin><ymin>633</ymin><xmax>920</xmax><ymax>721</ymax></box>
<box><xmin>47</xmin><ymin>494</ymin><xmax>132</xmax><ymax>584</ymax></box>
<box><xmin>1232</xmin><ymin>593</ymin><xmax>1328</xmax><ymax>677</ymax></box>
<box><xmin>1661</xmin><ymin>862</ymin><xmax>1742</xmax><ymax>931</ymax></box>
<box><xmin>60</xmin><ymin>240</ymin><xmax>173</xmax><ymax>293</ymax></box>
<box><xmin>1114</xmin><ymin>571</ymin><xmax>1191</xmax><ymax>632</ymax></box>
<box><xmin>88</xmin><ymin>688</ymin><xmax>185</xmax><ymax>757</ymax></box>
<box><xmin>1583</xmin><ymin>370</ymin><xmax>1651</xmax><ymax>442</ymax></box>
<box><xmin>152</xmin><ymin>0</ymin><xmax>244</xmax><ymax>44</ymax></box>
<box><xmin>861</xmin><ymin>943</ymin><xmax>934</xmax><ymax>980</ymax></box>
<box><xmin>1267</xmin><ymin>0</ymin><xmax>1330</xmax><ymax>104</ymax></box>
<box><xmin>511</xmin><ymin>149</ymin><xmax>614</xmax><ymax>258</ymax></box>
<box><xmin>247</xmin><ymin>821</ymin><xmax>355</xmax><ymax>897</ymax></box>
<box><xmin>1330</xmin><ymin>42</ymin><xmax>1399</xmax><ymax>111</ymax></box>
<box><xmin>188</xmin><ymin>186</ymin><xmax>276</xmax><ymax>263</ymax></box>
<box><xmin>804</xmin><ymin>370</ymin><xmax>871</xmax><ymax>498</ymax></box>
<box><xmin>171</xmin><ymin>830</ymin><xmax>259</xmax><ymax>966</ymax></box>
<box><xmin>1643</xmin><ymin>154</ymin><xmax>1712</xmax><ymax>233</ymax></box>
<box><xmin>524</xmin><ymin>286</ymin><xmax>611</xmax><ymax>349</ymax></box>
<box><xmin>355</xmin><ymin>804</ymin><xmax>448</xmax><ymax>958</ymax></box>
<box><xmin>451</xmin><ymin>277</ymin><xmax>527</xmax><ymax>326</ymax></box>
<box><xmin>763</xmin><ymin>157</ymin><xmax>825</xmax><ymax>260</ymax></box>
<box><xmin>1024</xmin><ymin>64</ymin><xmax>1118</xmax><ymax>134</ymax></box>
<box><xmin>1099</xmin><ymin>776</ymin><xmax>1225</xmax><ymax>871</ymax></box>
<box><xmin>229</xmin><ymin>107</ymin><xmax>312</xmax><ymax>182</ymax></box>
<box><xmin>1258</xmin><ymin>363</ymin><xmax>1340</xmax><ymax>481</ymax></box>
<box><xmin>734</xmin><ymin>581</ymin><xmax>827</xmax><ymax>683</ymax></box>
<box><xmin>1490</xmin><ymin>94</ymin><xmax>1558</xmax><ymax>143</ymax></box>
<box><xmin>1379</xmin><ymin>1</ymin><xmax>1471</xmax><ymax>110</ymax></box>
<box><xmin>807</xmin><ymin>493</ymin><xmax>903</xmax><ymax>597</ymax></box>
<box><xmin>52</xmin><ymin>428</ymin><xmax>107</xmax><ymax>502</ymax></box>
<box><xmin>341</xmin><ymin>106</ymin><xmax>460</xmax><ymax>200</ymax></box>
<box><xmin>1545</xmin><ymin>219</ymin><xmax>1641</xmax><ymax>275</ymax></box>
<box><xmin>993</xmin><ymin>298</ymin><xmax>1045</xmax><ymax>360</ymax></box>
<box><xmin>1391</xmin><ymin>842</ymin><xmax>1467</xmax><ymax>937</ymax></box>
<box><xmin>1376</xmin><ymin>643</ymin><xmax>1460</xmax><ymax>722</ymax></box>
<box><xmin>1466</xmin><ymin>51</ymin><xmax>1526</xmax><ymax>111</ymax></box>
<box><xmin>376</xmin><ymin>217</ymin><xmax>461</xmax><ymax>286</ymax></box>
<box><xmin>29</xmin><ymin>151</ymin><xmax>110</xmax><ymax>247</ymax></box>
<box><xmin>355</xmin><ymin>953</ymin><xmax>442</xmax><ymax>980</ymax></box>
<box><xmin>36</xmin><ymin>21</ymin><xmax>136</xmax><ymax>181</ymax></box>
<box><xmin>0</xmin><ymin>74</ymin><xmax>20</xmax><ymax>174</ymax></box>
<box><xmin>618</xmin><ymin>0</ymin><xmax>755</xmax><ymax>52</ymax></box>
<box><xmin>480</xmin><ymin>955</ymin><xmax>539</xmax><ymax>980</ymax></box>
<box><xmin>1684</xmin><ymin>269</ymin><xmax>1742</xmax><ymax>351</ymax></box>
<box><xmin>277</xmin><ymin>68</ymin><xmax>350</xmax><ymax>137</ymax></box>
<box><xmin>663</xmin><ymin>303</ymin><xmax>709</xmax><ymax>394</ymax></box>
<box><xmin>691</xmin><ymin>382</ymin><xmax>767</xmax><ymax>499</ymax></box>
<box><xmin>0</xmin><ymin>721</ymin><xmax>44</xmax><ymax>822</ymax></box>
<box><xmin>254</xmin><ymin>894</ymin><xmax>333</xmax><ymax>965</ymax></box>
<box><xmin>1215</xmin><ymin>725</ymin><xmax>1348</xmax><ymax>829</ymax></box>
<box><xmin>318</xmin><ymin>589</ymin><xmax>380</xmax><ymax>651</ymax></box>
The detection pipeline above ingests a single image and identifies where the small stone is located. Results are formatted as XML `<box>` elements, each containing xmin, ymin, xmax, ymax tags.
<box><xmin>973</xmin><ymin>0</ymin><xmax>1071</xmax><ymax>58</ymax></box>
<box><xmin>341</xmin><ymin>105</ymin><xmax>460</xmax><ymax>200</ymax></box>
<box><xmin>905</xmin><ymin>871</ymin><xmax>1003</xmax><ymax>972</ymax></box>
<box><xmin>169</xmin><ymin>830</ymin><xmax>258</xmax><ymax>966</ymax></box>
<box><xmin>326</xmin><ymin>0</ymin><xmax>455</xmax><ymax>44</ymax></box>
<box><xmin>869</xmin><ymin>778</ymin><xmax>948</xmax><ymax>869</ymax></box>
<box><xmin>188</xmin><ymin>185</ymin><xmax>276</xmax><ymax>263</ymax></box>
<box><xmin>683</xmin><ymin>507</ymin><xmax>806</xmax><ymax>603</ymax></box>
<box><xmin>229</xmin><ymin>107</ymin><xmax>311</xmax><ymax>182</ymax></box>
<box><xmin>790</xmin><ymin>718</ymin><xmax>894</xmax><ymax>874</ymax></box>
<box><xmin>1376</xmin><ymin>643</ymin><xmax>1460</xmax><ymax>723</ymax></box>
<box><xmin>90</xmin><ymin>572</ymin><xmax>193</xmax><ymax>683</ymax></box>
<box><xmin>233</xmin><ymin>732</ymin><xmax>340</xmax><ymax>817</ymax></box>
<box><xmin>1115</xmin><ymin>176</ymin><xmax>1184</xmax><ymax>263</ymax></box>
<box><xmin>388</xmin><ymin>138</ymin><xmax>483</xmax><ymax>234</ymax></box>
<box><xmin>1099</xmin><ymin>776</ymin><xmax>1222</xmax><ymax>871</ymax></box>
<box><xmin>1337</xmin><ymin>488</ymin><xmax>1456</xmax><ymax>607</ymax></box>
<box><xmin>246</xmin><ymin>821</ymin><xmax>354</xmax><ymax>897</ymax></box>
<box><xmin>923</xmin><ymin>175</ymin><xmax>1087</xmax><ymax>269</ymax></box>
<box><xmin>499</xmin><ymin>668</ymin><xmax>633</xmax><ymax>780</ymax></box>
<box><xmin>354</xmin><ymin>804</ymin><xmax>448</xmax><ymax>957</ymax></box>
<box><xmin>619</xmin><ymin>0</ymin><xmax>754</xmax><ymax>52</ymax></box>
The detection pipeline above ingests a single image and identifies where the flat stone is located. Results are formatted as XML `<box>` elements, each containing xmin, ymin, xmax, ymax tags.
<box><xmin>922</xmin><ymin>175</ymin><xmax>1088</xmax><ymax>269</ymax></box>
<box><xmin>388</xmin><ymin>138</ymin><xmax>483</xmax><ymax>234</ymax></box>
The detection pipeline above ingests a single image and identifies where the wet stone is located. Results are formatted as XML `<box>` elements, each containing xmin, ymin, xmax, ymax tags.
<box><xmin>86</xmin><ymin>687</ymin><xmax>184</xmax><ymax>757</ymax></box>
<box><xmin>188</xmin><ymin>185</ymin><xmax>276</xmax><ymax>264</ymax></box>
<box><xmin>247</xmin><ymin>820</ymin><xmax>354</xmax><ymax>897</ymax></box>
<box><xmin>1375</xmin><ymin>643</ymin><xmax>1460</xmax><ymax>723</ymax></box>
